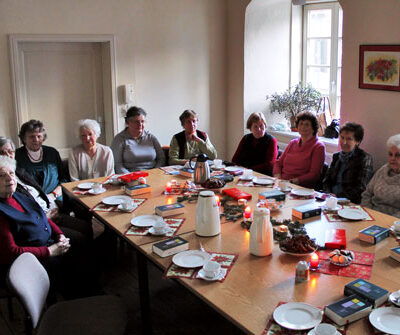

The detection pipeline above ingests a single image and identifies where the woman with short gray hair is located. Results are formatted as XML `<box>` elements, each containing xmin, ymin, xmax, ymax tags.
<box><xmin>361</xmin><ymin>134</ymin><xmax>400</xmax><ymax>218</ymax></box>
<box><xmin>68</xmin><ymin>119</ymin><xmax>114</xmax><ymax>181</ymax></box>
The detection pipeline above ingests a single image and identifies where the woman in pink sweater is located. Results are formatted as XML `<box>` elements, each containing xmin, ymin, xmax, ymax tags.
<box><xmin>273</xmin><ymin>112</ymin><xmax>325</xmax><ymax>188</ymax></box>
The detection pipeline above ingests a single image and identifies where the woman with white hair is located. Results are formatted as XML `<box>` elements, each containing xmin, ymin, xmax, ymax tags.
<box><xmin>68</xmin><ymin>119</ymin><xmax>114</xmax><ymax>181</ymax></box>
<box><xmin>361</xmin><ymin>134</ymin><xmax>400</xmax><ymax>218</ymax></box>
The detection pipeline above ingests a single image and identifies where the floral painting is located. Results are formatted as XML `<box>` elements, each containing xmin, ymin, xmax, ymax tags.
<box><xmin>359</xmin><ymin>45</ymin><xmax>400</xmax><ymax>91</ymax></box>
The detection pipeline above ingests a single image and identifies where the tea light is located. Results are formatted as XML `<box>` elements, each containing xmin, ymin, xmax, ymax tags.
<box><xmin>278</xmin><ymin>225</ymin><xmax>288</xmax><ymax>233</ymax></box>
<box><xmin>138</xmin><ymin>177</ymin><xmax>146</xmax><ymax>184</ymax></box>
<box><xmin>309</xmin><ymin>253</ymin><xmax>320</xmax><ymax>270</ymax></box>
<box><xmin>215</xmin><ymin>195</ymin><xmax>221</xmax><ymax>207</ymax></box>
<box><xmin>165</xmin><ymin>182</ymin><xmax>172</xmax><ymax>193</ymax></box>
<box><xmin>238</xmin><ymin>198</ymin><xmax>247</xmax><ymax>206</ymax></box>
<box><xmin>171</xmin><ymin>179</ymin><xmax>177</xmax><ymax>185</ymax></box>
<box><xmin>244</xmin><ymin>206</ymin><xmax>252</xmax><ymax>219</ymax></box>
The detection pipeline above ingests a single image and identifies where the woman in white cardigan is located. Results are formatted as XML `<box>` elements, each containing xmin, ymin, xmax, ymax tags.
<box><xmin>68</xmin><ymin>119</ymin><xmax>114</xmax><ymax>181</ymax></box>
<box><xmin>361</xmin><ymin>134</ymin><xmax>400</xmax><ymax>218</ymax></box>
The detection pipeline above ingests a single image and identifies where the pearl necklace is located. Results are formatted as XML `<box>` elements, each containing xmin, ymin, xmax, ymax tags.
<box><xmin>27</xmin><ymin>148</ymin><xmax>43</xmax><ymax>163</ymax></box>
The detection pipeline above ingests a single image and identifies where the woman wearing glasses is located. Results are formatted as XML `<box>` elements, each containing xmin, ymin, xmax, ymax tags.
<box><xmin>111</xmin><ymin>106</ymin><xmax>165</xmax><ymax>173</ymax></box>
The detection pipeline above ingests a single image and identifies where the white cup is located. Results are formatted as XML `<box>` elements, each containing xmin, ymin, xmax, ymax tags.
<box><xmin>326</xmin><ymin>197</ymin><xmax>338</xmax><ymax>210</ymax></box>
<box><xmin>202</xmin><ymin>260</ymin><xmax>221</xmax><ymax>278</ymax></box>
<box><xmin>279</xmin><ymin>180</ymin><xmax>289</xmax><ymax>191</ymax></box>
<box><xmin>394</xmin><ymin>220</ymin><xmax>400</xmax><ymax>232</ymax></box>
<box><xmin>92</xmin><ymin>182</ymin><xmax>103</xmax><ymax>192</ymax></box>
<box><xmin>153</xmin><ymin>220</ymin><xmax>167</xmax><ymax>233</ymax></box>
<box><xmin>243</xmin><ymin>169</ymin><xmax>253</xmax><ymax>179</ymax></box>
<box><xmin>213</xmin><ymin>159</ymin><xmax>223</xmax><ymax>168</ymax></box>
<box><xmin>121</xmin><ymin>199</ymin><xmax>134</xmax><ymax>210</ymax></box>
<box><xmin>314</xmin><ymin>323</ymin><xmax>337</xmax><ymax>335</ymax></box>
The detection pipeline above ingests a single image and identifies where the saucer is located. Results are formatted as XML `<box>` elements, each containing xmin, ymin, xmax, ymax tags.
<box><xmin>197</xmin><ymin>269</ymin><xmax>224</xmax><ymax>281</ymax></box>
<box><xmin>278</xmin><ymin>187</ymin><xmax>292</xmax><ymax>192</ymax></box>
<box><xmin>88</xmin><ymin>188</ymin><xmax>106</xmax><ymax>195</ymax></box>
<box><xmin>390</xmin><ymin>225</ymin><xmax>400</xmax><ymax>235</ymax></box>
<box><xmin>117</xmin><ymin>203</ymin><xmax>137</xmax><ymax>212</ymax></box>
<box><xmin>307</xmin><ymin>329</ymin><xmax>340</xmax><ymax>335</ymax></box>
<box><xmin>322</xmin><ymin>205</ymin><xmax>342</xmax><ymax>212</ymax></box>
<box><xmin>148</xmin><ymin>227</ymin><xmax>170</xmax><ymax>235</ymax></box>
<box><xmin>239</xmin><ymin>176</ymin><xmax>254</xmax><ymax>181</ymax></box>
<box><xmin>389</xmin><ymin>290</ymin><xmax>400</xmax><ymax>306</ymax></box>
<box><xmin>211</xmin><ymin>164</ymin><xmax>226</xmax><ymax>170</ymax></box>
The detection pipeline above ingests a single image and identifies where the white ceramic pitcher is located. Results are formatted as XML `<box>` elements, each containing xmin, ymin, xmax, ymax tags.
<box><xmin>195</xmin><ymin>190</ymin><xmax>221</xmax><ymax>237</ymax></box>
<box><xmin>250</xmin><ymin>208</ymin><xmax>273</xmax><ymax>256</ymax></box>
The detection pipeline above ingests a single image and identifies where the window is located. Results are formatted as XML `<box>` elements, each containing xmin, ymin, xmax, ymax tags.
<box><xmin>303</xmin><ymin>2</ymin><xmax>343</xmax><ymax>120</ymax></box>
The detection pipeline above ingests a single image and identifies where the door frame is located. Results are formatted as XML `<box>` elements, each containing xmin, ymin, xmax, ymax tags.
<box><xmin>8</xmin><ymin>34</ymin><xmax>118</xmax><ymax>147</ymax></box>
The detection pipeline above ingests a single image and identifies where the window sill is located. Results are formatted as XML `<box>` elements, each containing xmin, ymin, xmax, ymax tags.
<box><xmin>269</xmin><ymin>130</ymin><xmax>338</xmax><ymax>163</ymax></box>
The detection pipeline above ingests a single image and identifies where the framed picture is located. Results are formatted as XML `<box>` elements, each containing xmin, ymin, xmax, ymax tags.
<box><xmin>359</xmin><ymin>45</ymin><xmax>400</xmax><ymax>91</ymax></box>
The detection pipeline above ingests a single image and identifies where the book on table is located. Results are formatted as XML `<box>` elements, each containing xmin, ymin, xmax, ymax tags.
<box><xmin>390</xmin><ymin>246</ymin><xmax>400</xmax><ymax>262</ymax></box>
<box><xmin>358</xmin><ymin>225</ymin><xmax>389</xmax><ymax>244</ymax></box>
<box><xmin>152</xmin><ymin>237</ymin><xmax>189</xmax><ymax>257</ymax></box>
<box><xmin>179</xmin><ymin>168</ymin><xmax>194</xmax><ymax>178</ymax></box>
<box><xmin>155</xmin><ymin>203</ymin><xmax>185</xmax><ymax>217</ymax></box>
<box><xmin>124</xmin><ymin>184</ymin><xmax>151</xmax><ymax>196</ymax></box>
<box><xmin>258</xmin><ymin>190</ymin><xmax>286</xmax><ymax>201</ymax></box>
<box><xmin>292</xmin><ymin>203</ymin><xmax>321</xmax><ymax>220</ymax></box>
<box><xmin>222</xmin><ymin>188</ymin><xmax>252</xmax><ymax>200</ymax></box>
<box><xmin>325</xmin><ymin>229</ymin><xmax>346</xmax><ymax>249</ymax></box>
<box><xmin>324</xmin><ymin>294</ymin><xmax>373</xmax><ymax>326</ymax></box>
<box><xmin>344</xmin><ymin>278</ymin><xmax>389</xmax><ymax>307</ymax></box>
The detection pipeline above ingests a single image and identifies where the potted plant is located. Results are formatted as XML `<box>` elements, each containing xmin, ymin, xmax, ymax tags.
<box><xmin>266</xmin><ymin>83</ymin><xmax>322</xmax><ymax>131</ymax></box>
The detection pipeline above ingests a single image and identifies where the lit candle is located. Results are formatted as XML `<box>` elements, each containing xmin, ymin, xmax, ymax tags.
<box><xmin>244</xmin><ymin>206</ymin><xmax>252</xmax><ymax>219</ymax></box>
<box><xmin>278</xmin><ymin>225</ymin><xmax>288</xmax><ymax>233</ymax></box>
<box><xmin>310</xmin><ymin>253</ymin><xmax>319</xmax><ymax>269</ymax></box>
<box><xmin>215</xmin><ymin>195</ymin><xmax>221</xmax><ymax>207</ymax></box>
<box><xmin>165</xmin><ymin>182</ymin><xmax>172</xmax><ymax>193</ymax></box>
<box><xmin>238</xmin><ymin>198</ymin><xmax>247</xmax><ymax>207</ymax></box>
<box><xmin>166</xmin><ymin>196</ymin><xmax>174</xmax><ymax>205</ymax></box>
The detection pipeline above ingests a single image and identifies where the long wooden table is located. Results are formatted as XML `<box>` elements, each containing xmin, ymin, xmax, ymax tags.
<box><xmin>62</xmin><ymin>169</ymin><xmax>400</xmax><ymax>335</ymax></box>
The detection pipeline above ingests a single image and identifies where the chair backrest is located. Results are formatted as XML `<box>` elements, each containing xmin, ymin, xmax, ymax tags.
<box><xmin>7</xmin><ymin>253</ymin><xmax>50</xmax><ymax>329</ymax></box>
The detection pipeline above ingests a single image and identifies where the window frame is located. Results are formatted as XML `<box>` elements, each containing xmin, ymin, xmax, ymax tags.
<box><xmin>302</xmin><ymin>2</ymin><xmax>342</xmax><ymax>119</ymax></box>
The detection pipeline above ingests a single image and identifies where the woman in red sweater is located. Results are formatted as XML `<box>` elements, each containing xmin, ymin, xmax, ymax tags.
<box><xmin>232</xmin><ymin>112</ymin><xmax>278</xmax><ymax>176</ymax></box>
<box><xmin>273</xmin><ymin>112</ymin><xmax>325</xmax><ymax>188</ymax></box>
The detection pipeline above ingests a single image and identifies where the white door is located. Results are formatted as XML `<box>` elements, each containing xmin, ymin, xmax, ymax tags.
<box><xmin>17</xmin><ymin>41</ymin><xmax>109</xmax><ymax>158</ymax></box>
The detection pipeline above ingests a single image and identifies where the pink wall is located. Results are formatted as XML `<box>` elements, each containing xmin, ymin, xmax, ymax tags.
<box><xmin>340</xmin><ymin>0</ymin><xmax>400</xmax><ymax>168</ymax></box>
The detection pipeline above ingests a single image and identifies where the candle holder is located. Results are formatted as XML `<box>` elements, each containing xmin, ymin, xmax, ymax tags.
<box><xmin>309</xmin><ymin>253</ymin><xmax>320</xmax><ymax>271</ymax></box>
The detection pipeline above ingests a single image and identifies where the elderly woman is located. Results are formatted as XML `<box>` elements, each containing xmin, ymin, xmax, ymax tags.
<box><xmin>0</xmin><ymin>136</ymin><xmax>93</xmax><ymax>239</ymax></box>
<box><xmin>361</xmin><ymin>134</ymin><xmax>400</xmax><ymax>218</ymax></box>
<box><xmin>111</xmin><ymin>106</ymin><xmax>165</xmax><ymax>173</ymax></box>
<box><xmin>69</xmin><ymin>119</ymin><xmax>114</xmax><ymax>181</ymax></box>
<box><xmin>323</xmin><ymin>122</ymin><xmax>373</xmax><ymax>204</ymax></box>
<box><xmin>169</xmin><ymin>110</ymin><xmax>217</xmax><ymax>165</ymax></box>
<box><xmin>232</xmin><ymin>112</ymin><xmax>278</xmax><ymax>176</ymax></box>
<box><xmin>273</xmin><ymin>111</ymin><xmax>326</xmax><ymax>188</ymax></box>
<box><xmin>0</xmin><ymin>156</ymin><xmax>96</xmax><ymax>298</ymax></box>
<box><xmin>15</xmin><ymin>120</ymin><xmax>68</xmax><ymax>200</ymax></box>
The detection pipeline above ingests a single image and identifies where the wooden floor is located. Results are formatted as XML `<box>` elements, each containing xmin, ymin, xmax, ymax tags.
<box><xmin>0</xmin><ymin>238</ymin><xmax>244</xmax><ymax>335</ymax></box>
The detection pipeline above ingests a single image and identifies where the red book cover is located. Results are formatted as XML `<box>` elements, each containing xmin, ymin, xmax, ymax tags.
<box><xmin>118</xmin><ymin>171</ymin><xmax>149</xmax><ymax>183</ymax></box>
<box><xmin>222</xmin><ymin>188</ymin><xmax>252</xmax><ymax>200</ymax></box>
<box><xmin>325</xmin><ymin>229</ymin><xmax>346</xmax><ymax>249</ymax></box>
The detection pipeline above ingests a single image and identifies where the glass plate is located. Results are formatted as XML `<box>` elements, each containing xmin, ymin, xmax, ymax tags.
<box><xmin>172</xmin><ymin>250</ymin><xmax>211</xmax><ymax>268</ymax></box>
<box><xmin>337</xmin><ymin>208</ymin><xmax>367</xmax><ymax>220</ymax></box>
<box><xmin>369</xmin><ymin>307</ymin><xmax>400</xmax><ymax>334</ymax></box>
<box><xmin>102</xmin><ymin>195</ymin><xmax>132</xmax><ymax>206</ymax></box>
<box><xmin>291</xmin><ymin>188</ymin><xmax>315</xmax><ymax>197</ymax></box>
<box><xmin>273</xmin><ymin>302</ymin><xmax>322</xmax><ymax>330</ymax></box>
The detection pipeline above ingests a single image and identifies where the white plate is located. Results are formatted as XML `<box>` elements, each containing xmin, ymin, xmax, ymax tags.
<box><xmin>210</xmin><ymin>164</ymin><xmax>226</xmax><ymax>170</ymax></box>
<box><xmin>172</xmin><ymin>250</ymin><xmax>211</xmax><ymax>268</ymax></box>
<box><xmin>78</xmin><ymin>182</ymin><xmax>94</xmax><ymax>190</ymax></box>
<box><xmin>337</xmin><ymin>208</ymin><xmax>367</xmax><ymax>221</ymax></box>
<box><xmin>117</xmin><ymin>203</ymin><xmax>138</xmax><ymax>212</ymax></box>
<box><xmin>291</xmin><ymin>188</ymin><xmax>315</xmax><ymax>197</ymax></box>
<box><xmin>131</xmin><ymin>215</ymin><xmax>164</xmax><ymax>227</ymax></box>
<box><xmin>389</xmin><ymin>291</ymin><xmax>400</xmax><ymax>307</ymax></box>
<box><xmin>253</xmin><ymin>177</ymin><xmax>274</xmax><ymax>186</ymax></box>
<box><xmin>197</xmin><ymin>269</ymin><xmax>225</xmax><ymax>281</ymax></box>
<box><xmin>308</xmin><ymin>329</ymin><xmax>340</xmax><ymax>335</ymax></box>
<box><xmin>273</xmin><ymin>302</ymin><xmax>322</xmax><ymax>330</ymax></box>
<box><xmin>224</xmin><ymin>166</ymin><xmax>243</xmax><ymax>172</ymax></box>
<box><xmin>102</xmin><ymin>195</ymin><xmax>132</xmax><ymax>206</ymax></box>
<box><xmin>369</xmin><ymin>307</ymin><xmax>400</xmax><ymax>334</ymax></box>
<box><xmin>148</xmin><ymin>227</ymin><xmax>170</xmax><ymax>236</ymax></box>
<box><xmin>88</xmin><ymin>188</ymin><xmax>106</xmax><ymax>195</ymax></box>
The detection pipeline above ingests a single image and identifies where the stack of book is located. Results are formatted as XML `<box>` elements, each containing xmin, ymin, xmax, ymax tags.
<box><xmin>258</xmin><ymin>190</ymin><xmax>286</xmax><ymax>201</ymax></box>
<box><xmin>179</xmin><ymin>168</ymin><xmax>194</xmax><ymax>178</ymax></box>
<box><xmin>358</xmin><ymin>225</ymin><xmax>389</xmax><ymax>244</ymax></box>
<box><xmin>155</xmin><ymin>203</ymin><xmax>185</xmax><ymax>217</ymax></box>
<box><xmin>292</xmin><ymin>203</ymin><xmax>321</xmax><ymax>219</ymax></box>
<box><xmin>124</xmin><ymin>184</ymin><xmax>151</xmax><ymax>196</ymax></box>
<box><xmin>390</xmin><ymin>246</ymin><xmax>400</xmax><ymax>262</ymax></box>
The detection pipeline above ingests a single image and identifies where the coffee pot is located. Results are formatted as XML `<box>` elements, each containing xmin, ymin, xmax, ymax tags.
<box><xmin>250</xmin><ymin>208</ymin><xmax>273</xmax><ymax>256</ymax></box>
<box><xmin>189</xmin><ymin>153</ymin><xmax>210</xmax><ymax>184</ymax></box>
<box><xmin>195</xmin><ymin>190</ymin><xmax>220</xmax><ymax>237</ymax></box>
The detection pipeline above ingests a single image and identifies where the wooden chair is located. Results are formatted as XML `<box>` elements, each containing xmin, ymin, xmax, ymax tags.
<box><xmin>7</xmin><ymin>253</ymin><xmax>128</xmax><ymax>335</ymax></box>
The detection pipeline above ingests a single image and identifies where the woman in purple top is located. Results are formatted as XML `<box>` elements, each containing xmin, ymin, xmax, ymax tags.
<box><xmin>273</xmin><ymin>112</ymin><xmax>325</xmax><ymax>188</ymax></box>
